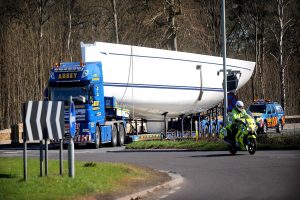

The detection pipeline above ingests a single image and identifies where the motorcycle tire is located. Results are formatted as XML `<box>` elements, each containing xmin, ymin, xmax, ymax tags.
<box><xmin>229</xmin><ymin>145</ymin><xmax>237</xmax><ymax>155</ymax></box>
<box><xmin>247</xmin><ymin>138</ymin><xmax>257</xmax><ymax>155</ymax></box>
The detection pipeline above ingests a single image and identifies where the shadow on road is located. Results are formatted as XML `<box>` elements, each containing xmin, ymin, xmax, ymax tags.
<box><xmin>190</xmin><ymin>153</ymin><xmax>246</xmax><ymax>158</ymax></box>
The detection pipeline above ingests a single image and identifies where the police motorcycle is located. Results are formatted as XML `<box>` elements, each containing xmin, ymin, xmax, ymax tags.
<box><xmin>220</xmin><ymin>112</ymin><xmax>257</xmax><ymax>155</ymax></box>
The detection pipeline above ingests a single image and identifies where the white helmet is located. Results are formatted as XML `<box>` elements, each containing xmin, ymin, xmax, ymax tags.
<box><xmin>236</xmin><ymin>100</ymin><xmax>244</xmax><ymax>112</ymax></box>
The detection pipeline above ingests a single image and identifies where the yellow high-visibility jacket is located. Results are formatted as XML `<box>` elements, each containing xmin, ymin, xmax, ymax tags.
<box><xmin>231</xmin><ymin>108</ymin><xmax>247</xmax><ymax>124</ymax></box>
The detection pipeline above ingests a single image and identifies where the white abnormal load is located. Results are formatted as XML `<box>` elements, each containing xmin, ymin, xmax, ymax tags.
<box><xmin>81</xmin><ymin>42</ymin><xmax>255</xmax><ymax>132</ymax></box>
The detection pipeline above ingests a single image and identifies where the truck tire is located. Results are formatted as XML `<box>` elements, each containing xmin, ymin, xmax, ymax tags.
<box><xmin>117</xmin><ymin>123</ymin><xmax>125</xmax><ymax>146</ymax></box>
<box><xmin>93</xmin><ymin>126</ymin><xmax>100</xmax><ymax>149</ymax></box>
<box><xmin>111</xmin><ymin>124</ymin><xmax>118</xmax><ymax>147</ymax></box>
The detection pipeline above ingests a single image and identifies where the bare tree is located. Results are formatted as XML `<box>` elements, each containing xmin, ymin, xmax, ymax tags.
<box><xmin>141</xmin><ymin>0</ymin><xmax>181</xmax><ymax>50</ymax></box>
<box><xmin>112</xmin><ymin>0</ymin><xmax>119</xmax><ymax>43</ymax></box>
<box><xmin>270</xmin><ymin>0</ymin><xmax>297</xmax><ymax>110</ymax></box>
<box><xmin>165</xmin><ymin>0</ymin><xmax>181</xmax><ymax>50</ymax></box>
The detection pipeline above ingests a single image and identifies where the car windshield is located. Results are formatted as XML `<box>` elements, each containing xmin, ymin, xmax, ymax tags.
<box><xmin>49</xmin><ymin>86</ymin><xmax>88</xmax><ymax>103</ymax></box>
<box><xmin>275</xmin><ymin>105</ymin><xmax>284</xmax><ymax>113</ymax></box>
<box><xmin>248</xmin><ymin>104</ymin><xmax>266</xmax><ymax>113</ymax></box>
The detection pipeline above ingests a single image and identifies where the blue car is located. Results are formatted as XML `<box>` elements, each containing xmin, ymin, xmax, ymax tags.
<box><xmin>247</xmin><ymin>99</ymin><xmax>285</xmax><ymax>134</ymax></box>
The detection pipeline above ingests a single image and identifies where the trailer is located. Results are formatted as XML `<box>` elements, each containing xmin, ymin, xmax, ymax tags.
<box><xmin>45</xmin><ymin>62</ymin><xmax>129</xmax><ymax>148</ymax></box>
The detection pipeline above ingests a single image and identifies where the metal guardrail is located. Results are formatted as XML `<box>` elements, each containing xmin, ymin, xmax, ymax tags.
<box><xmin>286</xmin><ymin>115</ymin><xmax>300</xmax><ymax>119</ymax></box>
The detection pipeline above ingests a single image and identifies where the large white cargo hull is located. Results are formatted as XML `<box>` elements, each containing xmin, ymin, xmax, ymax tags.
<box><xmin>81</xmin><ymin>42</ymin><xmax>255</xmax><ymax>131</ymax></box>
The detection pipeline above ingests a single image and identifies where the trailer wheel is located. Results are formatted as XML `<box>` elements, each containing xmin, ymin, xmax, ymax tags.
<box><xmin>111</xmin><ymin>124</ymin><xmax>118</xmax><ymax>147</ymax></box>
<box><xmin>204</xmin><ymin>126</ymin><xmax>209</xmax><ymax>137</ymax></box>
<box><xmin>211</xmin><ymin>125</ymin><xmax>217</xmax><ymax>137</ymax></box>
<box><xmin>117</xmin><ymin>123</ymin><xmax>125</xmax><ymax>146</ymax></box>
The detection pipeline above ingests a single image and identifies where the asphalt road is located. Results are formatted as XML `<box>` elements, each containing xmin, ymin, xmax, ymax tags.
<box><xmin>1</xmin><ymin>148</ymin><xmax>299</xmax><ymax>200</ymax></box>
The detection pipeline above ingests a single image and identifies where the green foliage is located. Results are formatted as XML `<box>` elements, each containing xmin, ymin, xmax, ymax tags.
<box><xmin>257</xmin><ymin>134</ymin><xmax>300</xmax><ymax>150</ymax></box>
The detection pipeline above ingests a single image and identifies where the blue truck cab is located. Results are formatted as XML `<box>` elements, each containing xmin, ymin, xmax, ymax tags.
<box><xmin>247</xmin><ymin>99</ymin><xmax>285</xmax><ymax>134</ymax></box>
<box><xmin>46</xmin><ymin>61</ymin><xmax>129</xmax><ymax>148</ymax></box>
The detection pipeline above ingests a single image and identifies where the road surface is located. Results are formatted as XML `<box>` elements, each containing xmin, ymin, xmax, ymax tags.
<box><xmin>1</xmin><ymin>148</ymin><xmax>299</xmax><ymax>200</ymax></box>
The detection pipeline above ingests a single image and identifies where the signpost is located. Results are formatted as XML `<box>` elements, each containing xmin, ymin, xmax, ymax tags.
<box><xmin>221</xmin><ymin>0</ymin><xmax>228</xmax><ymax>126</ymax></box>
<box><xmin>23</xmin><ymin>101</ymin><xmax>64</xmax><ymax>181</ymax></box>
<box><xmin>68</xmin><ymin>96</ymin><xmax>76</xmax><ymax>178</ymax></box>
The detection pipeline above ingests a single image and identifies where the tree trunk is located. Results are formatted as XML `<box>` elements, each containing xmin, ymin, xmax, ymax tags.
<box><xmin>112</xmin><ymin>0</ymin><xmax>119</xmax><ymax>44</ymax></box>
<box><xmin>67</xmin><ymin>0</ymin><xmax>73</xmax><ymax>61</ymax></box>
<box><xmin>168</xmin><ymin>0</ymin><xmax>177</xmax><ymax>50</ymax></box>
<box><xmin>38</xmin><ymin>0</ymin><xmax>44</xmax><ymax>99</ymax></box>
<box><xmin>167</xmin><ymin>0</ymin><xmax>181</xmax><ymax>51</ymax></box>
<box><xmin>278</xmin><ymin>0</ymin><xmax>286</xmax><ymax>110</ymax></box>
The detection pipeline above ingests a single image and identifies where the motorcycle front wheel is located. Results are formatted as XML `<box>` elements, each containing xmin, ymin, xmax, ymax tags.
<box><xmin>247</xmin><ymin>138</ymin><xmax>257</xmax><ymax>155</ymax></box>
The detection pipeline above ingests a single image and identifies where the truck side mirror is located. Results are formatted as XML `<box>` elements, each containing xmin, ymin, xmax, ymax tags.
<box><xmin>72</xmin><ymin>95</ymin><xmax>86</xmax><ymax>103</ymax></box>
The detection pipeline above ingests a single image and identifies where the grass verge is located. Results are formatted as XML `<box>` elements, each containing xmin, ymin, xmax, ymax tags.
<box><xmin>0</xmin><ymin>157</ymin><xmax>169</xmax><ymax>200</ymax></box>
<box><xmin>126</xmin><ymin>139</ymin><xmax>228</xmax><ymax>151</ymax></box>
<box><xmin>257</xmin><ymin>134</ymin><xmax>300</xmax><ymax>150</ymax></box>
<box><xmin>126</xmin><ymin>134</ymin><xmax>300</xmax><ymax>151</ymax></box>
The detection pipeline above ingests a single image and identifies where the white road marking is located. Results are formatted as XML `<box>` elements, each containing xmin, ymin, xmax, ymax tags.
<box><xmin>75</xmin><ymin>150</ymin><xmax>94</xmax><ymax>154</ymax></box>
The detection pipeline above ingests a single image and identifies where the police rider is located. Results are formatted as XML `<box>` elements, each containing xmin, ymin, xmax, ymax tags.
<box><xmin>229</xmin><ymin>100</ymin><xmax>248</xmax><ymax>143</ymax></box>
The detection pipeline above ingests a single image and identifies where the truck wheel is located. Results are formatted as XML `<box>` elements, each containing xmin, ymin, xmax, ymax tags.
<box><xmin>111</xmin><ymin>124</ymin><xmax>118</xmax><ymax>147</ymax></box>
<box><xmin>93</xmin><ymin>126</ymin><xmax>100</xmax><ymax>149</ymax></box>
<box><xmin>117</xmin><ymin>124</ymin><xmax>125</xmax><ymax>146</ymax></box>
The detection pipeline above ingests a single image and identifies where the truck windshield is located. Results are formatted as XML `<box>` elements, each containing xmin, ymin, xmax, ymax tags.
<box><xmin>49</xmin><ymin>86</ymin><xmax>88</xmax><ymax>103</ymax></box>
<box><xmin>248</xmin><ymin>105</ymin><xmax>266</xmax><ymax>114</ymax></box>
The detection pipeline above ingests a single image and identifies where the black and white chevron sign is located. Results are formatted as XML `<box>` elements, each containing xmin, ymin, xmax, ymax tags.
<box><xmin>23</xmin><ymin>101</ymin><xmax>64</xmax><ymax>142</ymax></box>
